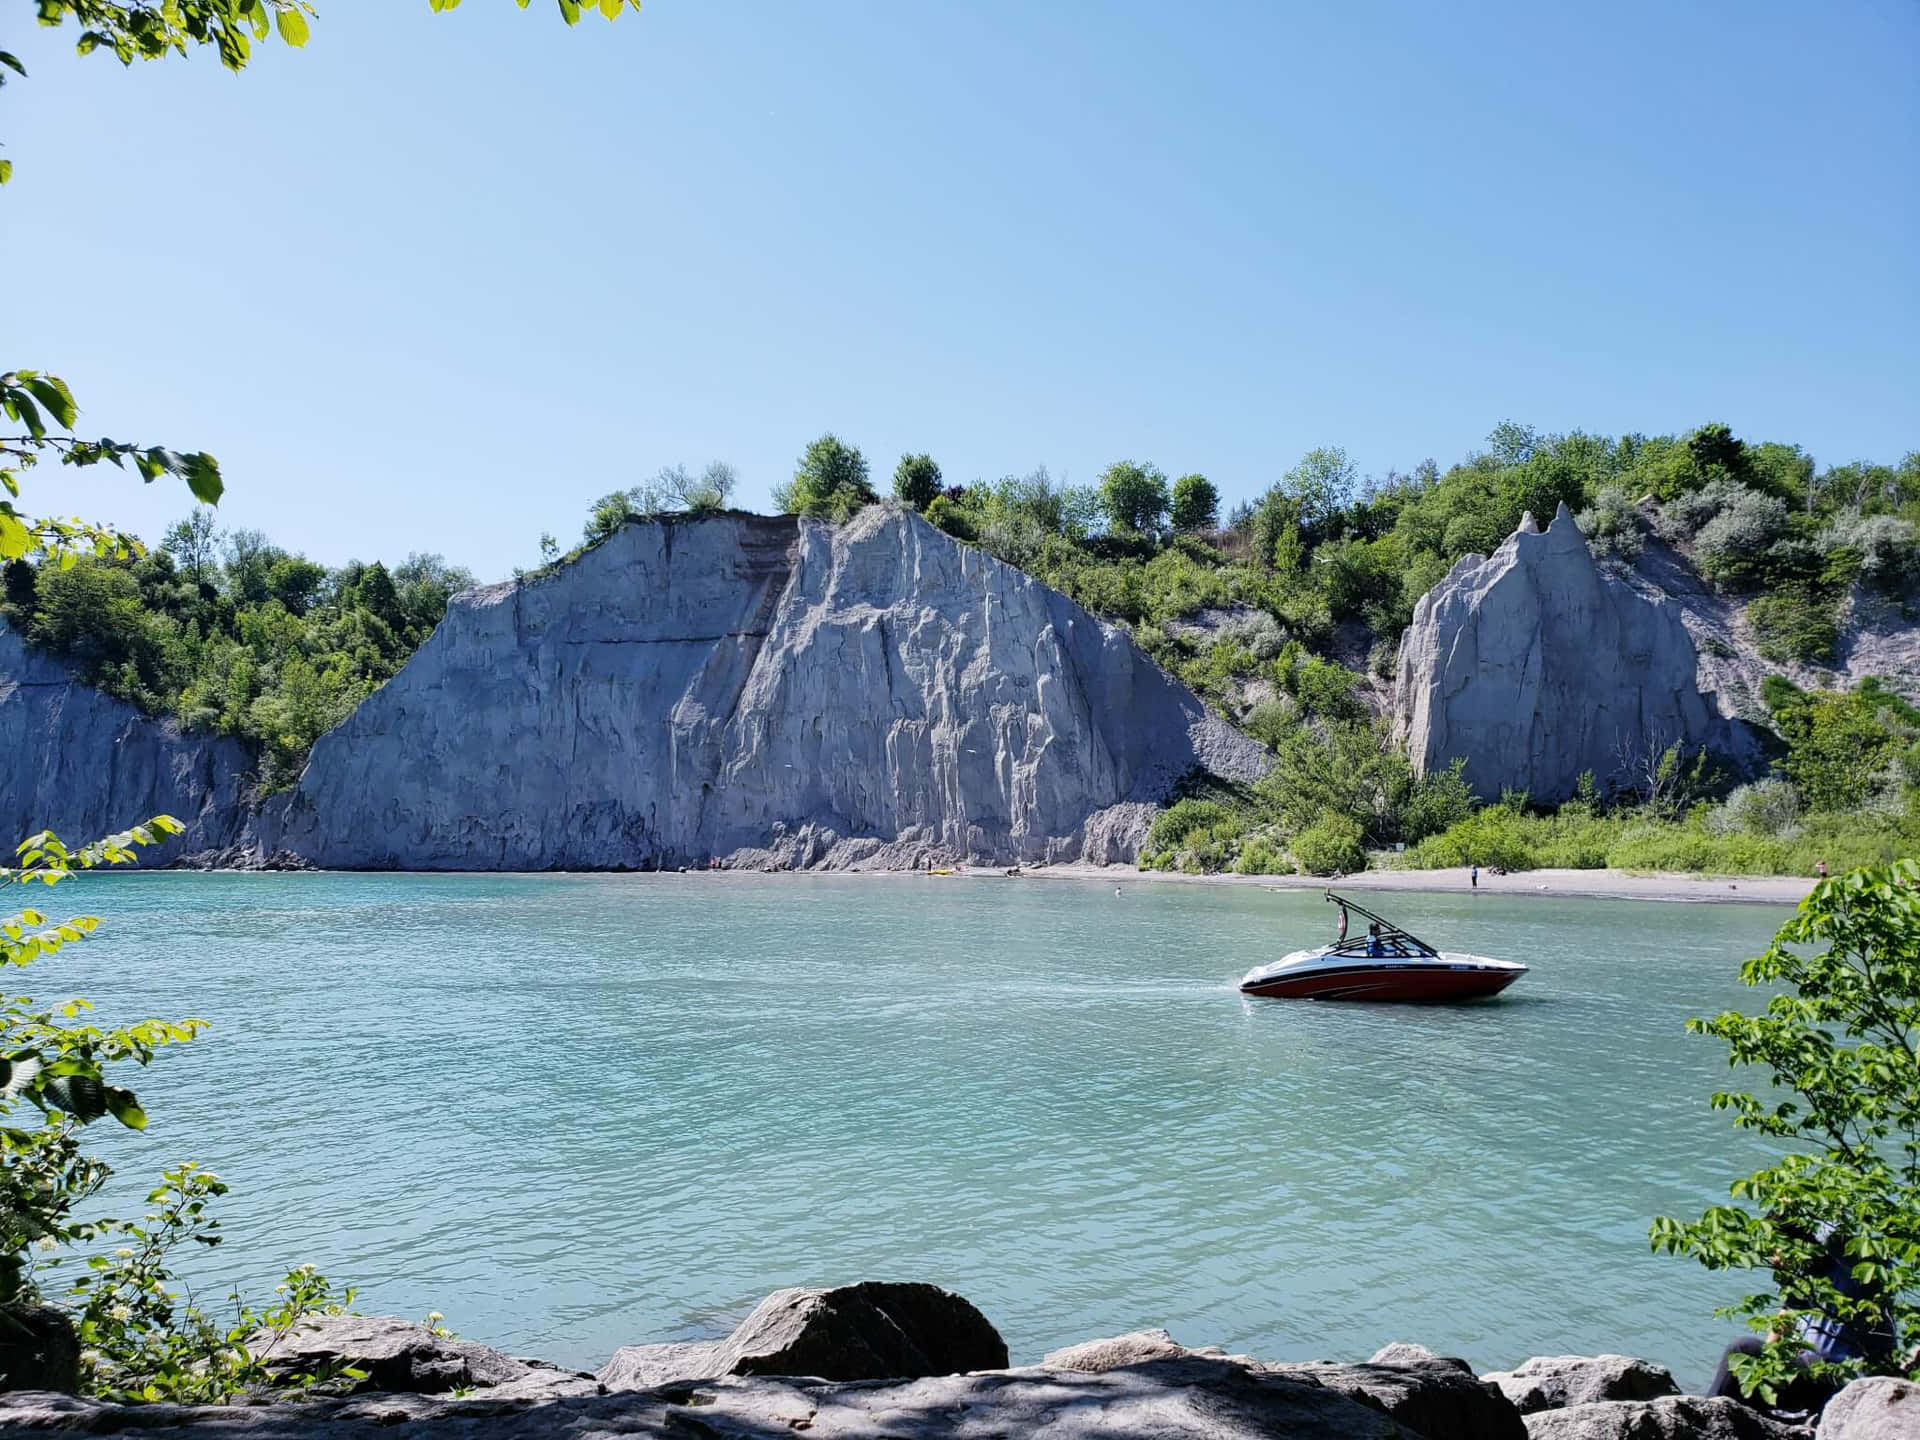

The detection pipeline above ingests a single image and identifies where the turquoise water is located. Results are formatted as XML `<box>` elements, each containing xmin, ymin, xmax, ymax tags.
<box><xmin>35</xmin><ymin>873</ymin><xmax>1782</xmax><ymax>1386</ymax></box>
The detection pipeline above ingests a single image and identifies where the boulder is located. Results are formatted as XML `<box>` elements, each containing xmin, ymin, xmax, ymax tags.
<box><xmin>1817</xmin><ymin>1376</ymin><xmax>1920</xmax><ymax>1439</ymax></box>
<box><xmin>1043</xmin><ymin>1327</ymin><xmax>1252</xmax><ymax>1371</ymax></box>
<box><xmin>0</xmin><ymin>1355</ymin><xmax>1428</xmax><ymax>1436</ymax></box>
<box><xmin>598</xmin><ymin>1282</ymin><xmax>1008</xmax><ymax>1390</ymax></box>
<box><xmin>0</xmin><ymin>1303</ymin><xmax>78</xmax><ymax>1394</ymax></box>
<box><xmin>1039</xmin><ymin>1328</ymin><xmax>1521</xmax><ymax>1439</ymax></box>
<box><xmin>1393</xmin><ymin>504</ymin><xmax>1755</xmax><ymax>804</ymax></box>
<box><xmin>1280</xmin><ymin>1358</ymin><xmax>1527</xmax><ymax>1440</ymax></box>
<box><xmin>1484</xmin><ymin>1354</ymin><xmax>1683</xmax><ymax>1413</ymax></box>
<box><xmin>1371</xmin><ymin>1342</ymin><xmax>1475</xmax><ymax>1374</ymax></box>
<box><xmin>254</xmin><ymin>1314</ymin><xmax>597</xmax><ymax>1399</ymax></box>
<box><xmin>1524</xmin><ymin>1395</ymin><xmax>1809</xmax><ymax>1439</ymax></box>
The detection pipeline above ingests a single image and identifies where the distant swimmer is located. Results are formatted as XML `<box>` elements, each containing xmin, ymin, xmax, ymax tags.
<box><xmin>1114</xmin><ymin>886</ymin><xmax>1123</xmax><ymax>897</ymax></box>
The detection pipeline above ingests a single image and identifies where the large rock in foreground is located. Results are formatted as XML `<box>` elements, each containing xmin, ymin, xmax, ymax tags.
<box><xmin>1394</xmin><ymin>505</ymin><xmax>1751</xmax><ymax>804</ymax></box>
<box><xmin>1817</xmin><ymin>1376</ymin><xmax>1920</xmax><ymax>1439</ymax></box>
<box><xmin>599</xmin><ymin>1281</ymin><xmax>1007</xmax><ymax>1389</ymax></box>
<box><xmin>0</xmin><ymin>1302</ymin><xmax>78</xmax><ymax>1394</ymax></box>
<box><xmin>0</xmin><ymin>1356</ymin><xmax>1434</xmax><ymax>1437</ymax></box>
<box><xmin>1042</xmin><ymin>1327</ymin><xmax>1525</xmax><ymax>1440</ymax></box>
<box><xmin>254</xmin><ymin>1314</ymin><xmax>597</xmax><ymax>1400</ymax></box>
<box><xmin>0</xmin><ymin>626</ymin><xmax>254</xmax><ymax>862</ymax></box>
<box><xmin>265</xmin><ymin>509</ymin><xmax>1267</xmax><ymax>870</ymax></box>
<box><xmin>1484</xmin><ymin>1353</ymin><xmax>1683</xmax><ymax>1414</ymax></box>
<box><xmin>1523</xmin><ymin>1394</ymin><xmax>1808</xmax><ymax>1439</ymax></box>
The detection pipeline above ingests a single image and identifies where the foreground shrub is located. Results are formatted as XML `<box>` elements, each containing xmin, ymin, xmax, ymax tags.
<box><xmin>1652</xmin><ymin>861</ymin><xmax>1920</xmax><ymax>1403</ymax></box>
<box><xmin>1401</xmin><ymin>804</ymin><xmax>1537</xmax><ymax>871</ymax></box>
<box><xmin>1749</xmin><ymin>584</ymin><xmax>1843</xmax><ymax>665</ymax></box>
<box><xmin>1712</xmin><ymin>779</ymin><xmax>1803</xmax><ymax>837</ymax></box>
<box><xmin>1290</xmin><ymin>812</ymin><xmax>1366</xmax><ymax>876</ymax></box>
<box><xmin>1577</xmin><ymin>484</ymin><xmax>1647</xmax><ymax>561</ymax></box>
<box><xmin>2</xmin><ymin>825</ymin><xmax>360</xmax><ymax>1403</ymax></box>
<box><xmin>1147</xmin><ymin>799</ymin><xmax>1231</xmax><ymax>852</ymax></box>
<box><xmin>1819</xmin><ymin>511</ymin><xmax>1917</xmax><ymax>592</ymax></box>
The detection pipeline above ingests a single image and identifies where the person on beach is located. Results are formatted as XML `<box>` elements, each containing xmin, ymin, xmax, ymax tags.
<box><xmin>1816</xmin><ymin>859</ymin><xmax>1830</xmax><ymax>880</ymax></box>
<box><xmin>1471</xmin><ymin>863</ymin><xmax>1479</xmax><ymax>889</ymax></box>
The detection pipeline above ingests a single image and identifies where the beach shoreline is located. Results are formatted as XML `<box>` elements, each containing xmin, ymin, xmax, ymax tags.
<box><xmin>991</xmin><ymin>862</ymin><xmax>1815</xmax><ymax>905</ymax></box>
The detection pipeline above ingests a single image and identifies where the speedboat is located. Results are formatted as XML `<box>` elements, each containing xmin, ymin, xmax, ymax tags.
<box><xmin>1238</xmin><ymin>891</ymin><xmax>1527</xmax><ymax>1003</ymax></box>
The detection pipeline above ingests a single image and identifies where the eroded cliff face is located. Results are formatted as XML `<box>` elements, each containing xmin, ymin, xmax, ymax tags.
<box><xmin>258</xmin><ymin>508</ymin><xmax>1267</xmax><ymax>869</ymax></box>
<box><xmin>0</xmin><ymin>626</ymin><xmax>255</xmax><ymax>860</ymax></box>
<box><xmin>1393</xmin><ymin>504</ymin><xmax>1757</xmax><ymax>804</ymax></box>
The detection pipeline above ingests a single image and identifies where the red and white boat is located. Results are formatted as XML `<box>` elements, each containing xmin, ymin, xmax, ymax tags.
<box><xmin>1238</xmin><ymin>892</ymin><xmax>1527</xmax><ymax>1003</ymax></box>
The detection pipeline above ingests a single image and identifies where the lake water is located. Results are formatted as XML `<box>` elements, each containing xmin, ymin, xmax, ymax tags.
<box><xmin>35</xmin><ymin>872</ymin><xmax>1784</xmax><ymax>1387</ymax></box>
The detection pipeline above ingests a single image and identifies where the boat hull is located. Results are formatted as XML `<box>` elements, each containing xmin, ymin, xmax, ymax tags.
<box><xmin>1239</xmin><ymin>961</ymin><xmax>1524</xmax><ymax>1003</ymax></box>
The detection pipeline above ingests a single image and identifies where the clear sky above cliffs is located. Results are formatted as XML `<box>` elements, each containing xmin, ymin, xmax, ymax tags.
<box><xmin>6</xmin><ymin>0</ymin><xmax>1915</xmax><ymax>579</ymax></box>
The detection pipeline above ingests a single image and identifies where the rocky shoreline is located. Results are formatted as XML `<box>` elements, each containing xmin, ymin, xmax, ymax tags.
<box><xmin>4</xmin><ymin>1282</ymin><xmax>1913</xmax><ymax>1439</ymax></box>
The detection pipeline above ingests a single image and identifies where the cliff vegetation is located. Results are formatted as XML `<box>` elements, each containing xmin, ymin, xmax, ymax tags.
<box><xmin>895</xmin><ymin>423</ymin><xmax>1920</xmax><ymax>876</ymax></box>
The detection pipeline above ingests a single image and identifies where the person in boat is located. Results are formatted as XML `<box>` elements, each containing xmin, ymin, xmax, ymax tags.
<box><xmin>1366</xmin><ymin>922</ymin><xmax>1383</xmax><ymax>957</ymax></box>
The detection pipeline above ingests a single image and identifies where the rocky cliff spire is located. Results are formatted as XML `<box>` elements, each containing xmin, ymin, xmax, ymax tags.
<box><xmin>1392</xmin><ymin>506</ymin><xmax>1748</xmax><ymax>803</ymax></box>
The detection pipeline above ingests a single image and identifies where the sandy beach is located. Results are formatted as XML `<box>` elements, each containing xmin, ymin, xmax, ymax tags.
<box><xmin>993</xmin><ymin>863</ymin><xmax>1816</xmax><ymax>905</ymax></box>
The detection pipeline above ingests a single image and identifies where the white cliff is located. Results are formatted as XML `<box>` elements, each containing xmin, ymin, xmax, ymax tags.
<box><xmin>1393</xmin><ymin>504</ymin><xmax>1755</xmax><ymax>804</ymax></box>
<box><xmin>259</xmin><ymin>507</ymin><xmax>1267</xmax><ymax>869</ymax></box>
<box><xmin>0</xmin><ymin>625</ymin><xmax>255</xmax><ymax>860</ymax></box>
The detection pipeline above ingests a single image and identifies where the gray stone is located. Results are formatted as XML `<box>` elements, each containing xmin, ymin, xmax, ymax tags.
<box><xmin>1043</xmin><ymin>1327</ymin><xmax>1236</xmax><ymax>1371</ymax></box>
<box><xmin>261</xmin><ymin>508</ymin><xmax>1268</xmax><ymax>870</ymax></box>
<box><xmin>0</xmin><ymin>1304</ymin><xmax>78</xmax><ymax>1394</ymax></box>
<box><xmin>1817</xmin><ymin>1377</ymin><xmax>1920</xmax><ymax>1440</ymax></box>
<box><xmin>598</xmin><ymin>1281</ymin><xmax>1008</xmax><ymax>1389</ymax></box>
<box><xmin>253</xmin><ymin>1314</ymin><xmax>597</xmax><ymax>1398</ymax></box>
<box><xmin>1371</xmin><ymin>1341</ymin><xmax>1475</xmax><ymax>1374</ymax></box>
<box><xmin>0</xmin><ymin>1355</ymin><xmax>1426</xmax><ymax>1436</ymax></box>
<box><xmin>1394</xmin><ymin>504</ymin><xmax>1754</xmax><ymax>804</ymax></box>
<box><xmin>0</xmin><ymin>626</ymin><xmax>255</xmax><ymax>862</ymax></box>
<box><xmin>1524</xmin><ymin>1395</ymin><xmax>1808</xmax><ymax>1439</ymax></box>
<box><xmin>1484</xmin><ymin>1354</ymin><xmax>1683</xmax><ymax>1413</ymax></box>
<box><xmin>1281</xmin><ymin>1358</ymin><xmax>1527</xmax><ymax>1440</ymax></box>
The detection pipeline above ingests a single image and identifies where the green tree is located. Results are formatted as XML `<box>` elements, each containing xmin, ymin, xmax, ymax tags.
<box><xmin>1098</xmin><ymin>460</ymin><xmax>1170</xmax><ymax>536</ymax></box>
<box><xmin>1777</xmin><ymin>689</ymin><xmax>1899</xmax><ymax>813</ymax></box>
<box><xmin>1169</xmin><ymin>473</ymin><xmax>1219</xmax><ymax>533</ymax></box>
<box><xmin>160</xmin><ymin>510</ymin><xmax>221</xmax><ymax>587</ymax></box>
<box><xmin>584</xmin><ymin>489</ymin><xmax>638</xmax><ymax>543</ymax></box>
<box><xmin>892</xmin><ymin>453</ymin><xmax>943</xmax><ymax>511</ymax></box>
<box><xmin>1687</xmin><ymin>421</ymin><xmax>1750</xmax><ymax>484</ymax></box>
<box><xmin>1279</xmin><ymin>447</ymin><xmax>1357</xmax><ymax>538</ymax></box>
<box><xmin>774</xmin><ymin>434</ymin><xmax>876</xmax><ymax>521</ymax></box>
<box><xmin>1652</xmin><ymin>861</ymin><xmax>1920</xmax><ymax>1403</ymax></box>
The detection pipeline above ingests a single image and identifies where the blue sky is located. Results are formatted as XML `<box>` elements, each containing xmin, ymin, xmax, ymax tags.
<box><xmin>6</xmin><ymin>1</ymin><xmax>1916</xmax><ymax>579</ymax></box>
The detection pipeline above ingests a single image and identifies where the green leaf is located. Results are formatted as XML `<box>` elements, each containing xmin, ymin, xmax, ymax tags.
<box><xmin>557</xmin><ymin>0</ymin><xmax>582</xmax><ymax>23</ymax></box>
<box><xmin>0</xmin><ymin>512</ymin><xmax>31</xmax><ymax>561</ymax></box>
<box><xmin>105</xmin><ymin>1087</ymin><xmax>148</xmax><ymax>1131</ymax></box>
<box><xmin>21</xmin><ymin>375</ymin><xmax>77</xmax><ymax>430</ymax></box>
<box><xmin>0</xmin><ymin>51</ymin><xmax>24</xmax><ymax>78</ymax></box>
<box><xmin>182</xmin><ymin>452</ymin><xmax>224</xmax><ymax>505</ymax></box>
<box><xmin>275</xmin><ymin>8</ymin><xmax>310</xmax><ymax>47</ymax></box>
